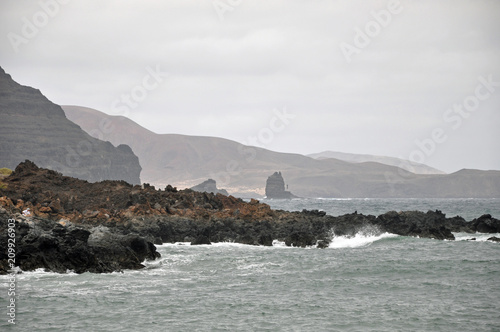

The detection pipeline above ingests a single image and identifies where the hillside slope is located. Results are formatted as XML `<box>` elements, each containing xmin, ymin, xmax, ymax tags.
<box><xmin>0</xmin><ymin>67</ymin><xmax>141</xmax><ymax>184</ymax></box>
<box><xmin>308</xmin><ymin>151</ymin><xmax>445</xmax><ymax>174</ymax></box>
<box><xmin>63</xmin><ymin>105</ymin><xmax>500</xmax><ymax>198</ymax></box>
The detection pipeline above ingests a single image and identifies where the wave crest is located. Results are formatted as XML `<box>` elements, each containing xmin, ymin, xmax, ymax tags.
<box><xmin>328</xmin><ymin>232</ymin><xmax>398</xmax><ymax>248</ymax></box>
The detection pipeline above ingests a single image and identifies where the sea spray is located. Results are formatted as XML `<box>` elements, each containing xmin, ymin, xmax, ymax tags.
<box><xmin>328</xmin><ymin>232</ymin><xmax>398</xmax><ymax>248</ymax></box>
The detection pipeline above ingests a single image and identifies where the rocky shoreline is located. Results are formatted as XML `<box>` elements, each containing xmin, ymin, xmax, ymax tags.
<box><xmin>1</xmin><ymin>161</ymin><xmax>499</xmax><ymax>274</ymax></box>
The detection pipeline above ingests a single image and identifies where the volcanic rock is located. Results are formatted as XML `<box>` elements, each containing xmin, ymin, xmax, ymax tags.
<box><xmin>0</xmin><ymin>212</ymin><xmax>159</xmax><ymax>274</ymax></box>
<box><xmin>470</xmin><ymin>214</ymin><xmax>500</xmax><ymax>233</ymax></box>
<box><xmin>1</xmin><ymin>161</ymin><xmax>499</xmax><ymax>274</ymax></box>
<box><xmin>374</xmin><ymin>210</ymin><xmax>456</xmax><ymax>240</ymax></box>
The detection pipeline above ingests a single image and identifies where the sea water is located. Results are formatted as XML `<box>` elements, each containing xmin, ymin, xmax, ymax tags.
<box><xmin>1</xmin><ymin>198</ymin><xmax>499</xmax><ymax>331</ymax></box>
<box><xmin>262</xmin><ymin>197</ymin><xmax>500</xmax><ymax>222</ymax></box>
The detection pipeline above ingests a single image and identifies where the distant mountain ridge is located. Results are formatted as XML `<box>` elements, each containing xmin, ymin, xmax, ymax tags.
<box><xmin>0</xmin><ymin>67</ymin><xmax>141</xmax><ymax>184</ymax></box>
<box><xmin>308</xmin><ymin>151</ymin><xmax>445</xmax><ymax>175</ymax></box>
<box><xmin>63</xmin><ymin>105</ymin><xmax>500</xmax><ymax>198</ymax></box>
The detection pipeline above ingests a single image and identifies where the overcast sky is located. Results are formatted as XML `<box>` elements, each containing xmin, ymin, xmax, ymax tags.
<box><xmin>1</xmin><ymin>0</ymin><xmax>499</xmax><ymax>173</ymax></box>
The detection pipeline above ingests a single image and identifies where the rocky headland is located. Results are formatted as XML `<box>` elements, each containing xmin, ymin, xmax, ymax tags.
<box><xmin>1</xmin><ymin>161</ymin><xmax>499</xmax><ymax>274</ymax></box>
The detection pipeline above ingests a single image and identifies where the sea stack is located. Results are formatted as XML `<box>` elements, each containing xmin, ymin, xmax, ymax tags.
<box><xmin>190</xmin><ymin>179</ymin><xmax>229</xmax><ymax>196</ymax></box>
<box><xmin>265</xmin><ymin>171</ymin><xmax>296</xmax><ymax>199</ymax></box>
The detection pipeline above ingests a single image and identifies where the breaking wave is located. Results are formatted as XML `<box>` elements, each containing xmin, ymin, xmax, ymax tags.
<box><xmin>328</xmin><ymin>232</ymin><xmax>398</xmax><ymax>248</ymax></box>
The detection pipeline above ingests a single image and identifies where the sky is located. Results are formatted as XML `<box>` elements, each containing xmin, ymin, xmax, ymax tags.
<box><xmin>1</xmin><ymin>0</ymin><xmax>499</xmax><ymax>173</ymax></box>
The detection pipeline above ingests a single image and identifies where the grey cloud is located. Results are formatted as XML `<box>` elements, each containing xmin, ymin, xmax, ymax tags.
<box><xmin>0</xmin><ymin>0</ymin><xmax>499</xmax><ymax>173</ymax></box>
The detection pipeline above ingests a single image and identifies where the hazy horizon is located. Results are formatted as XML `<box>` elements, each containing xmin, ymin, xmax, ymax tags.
<box><xmin>1</xmin><ymin>0</ymin><xmax>499</xmax><ymax>173</ymax></box>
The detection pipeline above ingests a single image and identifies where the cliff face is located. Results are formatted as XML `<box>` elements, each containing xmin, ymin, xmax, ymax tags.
<box><xmin>265</xmin><ymin>172</ymin><xmax>296</xmax><ymax>199</ymax></box>
<box><xmin>0</xmin><ymin>67</ymin><xmax>141</xmax><ymax>184</ymax></box>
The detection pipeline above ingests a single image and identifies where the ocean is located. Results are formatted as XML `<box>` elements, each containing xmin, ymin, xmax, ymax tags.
<box><xmin>2</xmin><ymin>198</ymin><xmax>500</xmax><ymax>331</ymax></box>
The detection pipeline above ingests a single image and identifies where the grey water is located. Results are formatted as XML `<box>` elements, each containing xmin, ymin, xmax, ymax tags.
<box><xmin>262</xmin><ymin>197</ymin><xmax>500</xmax><ymax>221</ymax></box>
<box><xmin>2</xmin><ymin>198</ymin><xmax>500</xmax><ymax>331</ymax></box>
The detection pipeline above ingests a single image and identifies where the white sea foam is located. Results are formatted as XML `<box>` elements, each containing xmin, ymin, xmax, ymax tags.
<box><xmin>210</xmin><ymin>242</ymin><xmax>253</xmax><ymax>248</ymax></box>
<box><xmin>0</xmin><ymin>267</ymin><xmax>79</xmax><ymax>281</ymax></box>
<box><xmin>453</xmin><ymin>232</ymin><xmax>500</xmax><ymax>242</ymax></box>
<box><xmin>317</xmin><ymin>197</ymin><xmax>352</xmax><ymax>201</ymax></box>
<box><xmin>328</xmin><ymin>232</ymin><xmax>398</xmax><ymax>248</ymax></box>
<box><xmin>156</xmin><ymin>242</ymin><xmax>191</xmax><ymax>247</ymax></box>
<box><xmin>272</xmin><ymin>240</ymin><xmax>289</xmax><ymax>248</ymax></box>
<box><xmin>26</xmin><ymin>267</ymin><xmax>79</xmax><ymax>275</ymax></box>
<box><xmin>158</xmin><ymin>241</ymin><xmax>257</xmax><ymax>248</ymax></box>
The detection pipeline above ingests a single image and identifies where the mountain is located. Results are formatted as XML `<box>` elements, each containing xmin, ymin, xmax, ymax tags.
<box><xmin>308</xmin><ymin>151</ymin><xmax>445</xmax><ymax>174</ymax></box>
<box><xmin>63</xmin><ymin>105</ymin><xmax>500</xmax><ymax>198</ymax></box>
<box><xmin>0</xmin><ymin>67</ymin><xmax>141</xmax><ymax>184</ymax></box>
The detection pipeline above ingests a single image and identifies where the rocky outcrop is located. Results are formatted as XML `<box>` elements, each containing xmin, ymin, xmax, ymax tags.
<box><xmin>191</xmin><ymin>179</ymin><xmax>228</xmax><ymax>196</ymax></box>
<box><xmin>265</xmin><ymin>172</ymin><xmax>296</xmax><ymax>199</ymax></box>
<box><xmin>373</xmin><ymin>210</ymin><xmax>455</xmax><ymax>240</ymax></box>
<box><xmin>1</xmin><ymin>161</ymin><xmax>499</xmax><ymax>274</ymax></box>
<box><xmin>0</xmin><ymin>67</ymin><xmax>141</xmax><ymax>184</ymax></box>
<box><xmin>469</xmin><ymin>214</ymin><xmax>500</xmax><ymax>233</ymax></box>
<box><xmin>0</xmin><ymin>210</ymin><xmax>159</xmax><ymax>274</ymax></box>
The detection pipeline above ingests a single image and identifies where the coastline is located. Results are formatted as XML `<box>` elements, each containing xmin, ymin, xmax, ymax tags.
<box><xmin>1</xmin><ymin>161</ymin><xmax>499</xmax><ymax>274</ymax></box>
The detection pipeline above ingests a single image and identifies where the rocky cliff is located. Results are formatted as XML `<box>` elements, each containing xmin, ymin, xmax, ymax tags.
<box><xmin>265</xmin><ymin>172</ymin><xmax>296</xmax><ymax>199</ymax></box>
<box><xmin>0</xmin><ymin>67</ymin><xmax>141</xmax><ymax>184</ymax></box>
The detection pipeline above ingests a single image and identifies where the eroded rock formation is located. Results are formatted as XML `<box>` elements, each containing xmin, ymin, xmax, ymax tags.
<box><xmin>191</xmin><ymin>179</ymin><xmax>228</xmax><ymax>196</ymax></box>
<box><xmin>265</xmin><ymin>172</ymin><xmax>296</xmax><ymax>199</ymax></box>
